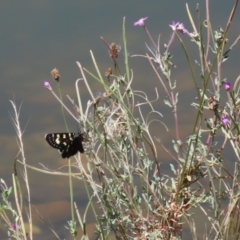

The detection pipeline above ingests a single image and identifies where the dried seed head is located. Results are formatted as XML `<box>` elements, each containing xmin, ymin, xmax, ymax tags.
<box><xmin>108</xmin><ymin>43</ymin><xmax>120</xmax><ymax>59</ymax></box>
<box><xmin>103</xmin><ymin>91</ymin><xmax>112</xmax><ymax>98</ymax></box>
<box><xmin>207</xmin><ymin>96</ymin><xmax>219</xmax><ymax>110</ymax></box>
<box><xmin>51</xmin><ymin>68</ymin><xmax>60</xmax><ymax>82</ymax></box>
<box><xmin>105</xmin><ymin>68</ymin><xmax>113</xmax><ymax>77</ymax></box>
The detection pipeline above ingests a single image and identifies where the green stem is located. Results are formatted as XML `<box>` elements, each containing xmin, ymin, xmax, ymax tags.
<box><xmin>68</xmin><ymin>159</ymin><xmax>75</xmax><ymax>226</ymax></box>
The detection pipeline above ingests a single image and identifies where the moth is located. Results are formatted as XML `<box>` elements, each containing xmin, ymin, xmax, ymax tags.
<box><xmin>45</xmin><ymin>132</ymin><xmax>84</xmax><ymax>159</ymax></box>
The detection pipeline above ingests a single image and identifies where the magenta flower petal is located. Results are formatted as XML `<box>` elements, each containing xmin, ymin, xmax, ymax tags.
<box><xmin>134</xmin><ymin>17</ymin><xmax>148</xmax><ymax>27</ymax></box>
<box><xmin>11</xmin><ymin>223</ymin><xmax>17</xmax><ymax>230</ymax></box>
<box><xmin>170</xmin><ymin>21</ymin><xmax>188</xmax><ymax>34</ymax></box>
<box><xmin>221</xmin><ymin>115</ymin><xmax>230</xmax><ymax>126</ymax></box>
<box><xmin>177</xmin><ymin>23</ymin><xmax>188</xmax><ymax>34</ymax></box>
<box><xmin>224</xmin><ymin>82</ymin><xmax>231</xmax><ymax>91</ymax></box>
<box><xmin>44</xmin><ymin>81</ymin><xmax>52</xmax><ymax>90</ymax></box>
<box><xmin>169</xmin><ymin>21</ymin><xmax>179</xmax><ymax>31</ymax></box>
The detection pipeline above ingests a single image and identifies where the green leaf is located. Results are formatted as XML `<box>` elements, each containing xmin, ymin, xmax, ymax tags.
<box><xmin>164</xmin><ymin>99</ymin><xmax>173</xmax><ymax>108</ymax></box>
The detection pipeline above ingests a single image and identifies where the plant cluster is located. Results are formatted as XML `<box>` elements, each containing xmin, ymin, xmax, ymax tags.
<box><xmin>2</xmin><ymin>1</ymin><xmax>240</xmax><ymax>239</ymax></box>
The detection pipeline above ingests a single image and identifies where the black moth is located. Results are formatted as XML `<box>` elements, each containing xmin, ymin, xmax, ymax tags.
<box><xmin>45</xmin><ymin>132</ymin><xmax>84</xmax><ymax>159</ymax></box>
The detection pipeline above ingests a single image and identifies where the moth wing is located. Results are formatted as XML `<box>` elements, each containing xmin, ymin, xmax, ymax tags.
<box><xmin>45</xmin><ymin>133</ymin><xmax>84</xmax><ymax>159</ymax></box>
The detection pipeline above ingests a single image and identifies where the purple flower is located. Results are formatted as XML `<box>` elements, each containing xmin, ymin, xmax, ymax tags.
<box><xmin>177</xmin><ymin>23</ymin><xmax>188</xmax><ymax>34</ymax></box>
<box><xmin>169</xmin><ymin>21</ymin><xmax>188</xmax><ymax>34</ymax></box>
<box><xmin>44</xmin><ymin>81</ymin><xmax>52</xmax><ymax>90</ymax></box>
<box><xmin>224</xmin><ymin>82</ymin><xmax>231</xmax><ymax>91</ymax></box>
<box><xmin>221</xmin><ymin>115</ymin><xmax>230</xmax><ymax>126</ymax></box>
<box><xmin>169</xmin><ymin>21</ymin><xmax>180</xmax><ymax>30</ymax></box>
<box><xmin>11</xmin><ymin>223</ymin><xmax>17</xmax><ymax>230</ymax></box>
<box><xmin>134</xmin><ymin>17</ymin><xmax>148</xmax><ymax>27</ymax></box>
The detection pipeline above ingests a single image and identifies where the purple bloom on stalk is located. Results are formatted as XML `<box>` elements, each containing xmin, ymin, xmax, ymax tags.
<box><xmin>224</xmin><ymin>82</ymin><xmax>231</xmax><ymax>91</ymax></box>
<box><xmin>11</xmin><ymin>223</ymin><xmax>17</xmax><ymax>230</ymax></box>
<box><xmin>177</xmin><ymin>23</ymin><xmax>188</xmax><ymax>34</ymax></box>
<box><xmin>134</xmin><ymin>17</ymin><xmax>148</xmax><ymax>27</ymax></box>
<box><xmin>169</xmin><ymin>21</ymin><xmax>178</xmax><ymax>31</ymax></box>
<box><xmin>221</xmin><ymin>115</ymin><xmax>230</xmax><ymax>126</ymax></box>
<box><xmin>44</xmin><ymin>81</ymin><xmax>52</xmax><ymax>90</ymax></box>
<box><xmin>169</xmin><ymin>21</ymin><xmax>188</xmax><ymax>34</ymax></box>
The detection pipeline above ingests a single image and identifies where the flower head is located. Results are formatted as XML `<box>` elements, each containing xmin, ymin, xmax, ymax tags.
<box><xmin>177</xmin><ymin>23</ymin><xmax>188</xmax><ymax>34</ymax></box>
<box><xmin>169</xmin><ymin>21</ymin><xmax>188</xmax><ymax>34</ymax></box>
<box><xmin>207</xmin><ymin>96</ymin><xmax>219</xmax><ymax>110</ymax></box>
<box><xmin>221</xmin><ymin>115</ymin><xmax>230</xmax><ymax>127</ymax></box>
<box><xmin>224</xmin><ymin>81</ymin><xmax>231</xmax><ymax>91</ymax></box>
<box><xmin>51</xmin><ymin>68</ymin><xmax>60</xmax><ymax>82</ymax></box>
<box><xmin>134</xmin><ymin>17</ymin><xmax>148</xmax><ymax>27</ymax></box>
<box><xmin>11</xmin><ymin>223</ymin><xmax>17</xmax><ymax>230</ymax></box>
<box><xmin>108</xmin><ymin>43</ymin><xmax>120</xmax><ymax>59</ymax></box>
<box><xmin>105</xmin><ymin>68</ymin><xmax>112</xmax><ymax>77</ymax></box>
<box><xmin>44</xmin><ymin>81</ymin><xmax>52</xmax><ymax>90</ymax></box>
<box><xmin>169</xmin><ymin>21</ymin><xmax>178</xmax><ymax>31</ymax></box>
